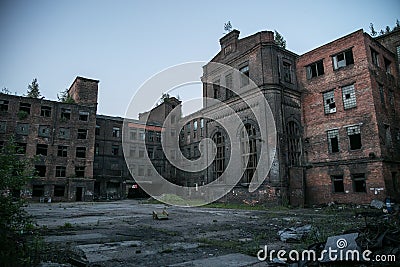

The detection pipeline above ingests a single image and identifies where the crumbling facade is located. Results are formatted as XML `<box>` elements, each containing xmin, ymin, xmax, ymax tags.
<box><xmin>0</xmin><ymin>76</ymin><xmax>99</xmax><ymax>201</ymax></box>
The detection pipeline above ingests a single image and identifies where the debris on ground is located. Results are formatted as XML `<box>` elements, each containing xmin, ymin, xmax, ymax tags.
<box><xmin>370</xmin><ymin>199</ymin><xmax>385</xmax><ymax>209</ymax></box>
<box><xmin>152</xmin><ymin>208</ymin><xmax>169</xmax><ymax>220</ymax></box>
<box><xmin>278</xmin><ymin>225</ymin><xmax>312</xmax><ymax>242</ymax></box>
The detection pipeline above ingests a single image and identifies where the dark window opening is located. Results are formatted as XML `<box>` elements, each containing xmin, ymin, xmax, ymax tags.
<box><xmin>225</xmin><ymin>73</ymin><xmax>234</xmax><ymax>99</ymax></box>
<box><xmin>57</xmin><ymin>145</ymin><xmax>68</xmax><ymax>157</ymax></box>
<box><xmin>79</xmin><ymin>111</ymin><xmax>89</xmax><ymax>121</ymax></box>
<box><xmin>379</xmin><ymin>85</ymin><xmax>385</xmax><ymax>106</ymax></box>
<box><xmin>332</xmin><ymin>175</ymin><xmax>344</xmax><ymax>193</ymax></box>
<box><xmin>76</xmin><ymin>147</ymin><xmax>86</xmax><ymax>158</ymax></box>
<box><xmin>111</xmin><ymin>145</ymin><xmax>119</xmax><ymax>156</ymax></box>
<box><xmin>75</xmin><ymin>166</ymin><xmax>85</xmax><ymax>177</ymax></box>
<box><xmin>333</xmin><ymin>49</ymin><xmax>354</xmax><ymax>70</ymax></box>
<box><xmin>287</xmin><ymin>121</ymin><xmax>301</xmax><ymax>166</ymax></box>
<box><xmin>384</xmin><ymin>57</ymin><xmax>391</xmax><ymax>74</ymax></box>
<box><xmin>352</xmin><ymin>173</ymin><xmax>366</xmax><ymax>193</ymax></box>
<box><xmin>347</xmin><ymin>126</ymin><xmax>362</xmax><ymax>150</ymax></box>
<box><xmin>40</xmin><ymin>106</ymin><xmax>51</xmax><ymax>117</ymax></box>
<box><xmin>112</xmin><ymin>127</ymin><xmax>120</xmax><ymax>138</ymax></box>
<box><xmin>371</xmin><ymin>48</ymin><xmax>379</xmax><ymax>66</ymax></box>
<box><xmin>213</xmin><ymin>132</ymin><xmax>225</xmax><ymax>181</ymax></box>
<box><xmin>54</xmin><ymin>185</ymin><xmax>65</xmax><ymax>197</ymax></box>
<box><xmin>306</xmin><ymin>60</ymin><xmax>324</xmax><ymax>79</ymax></box>
<box><xmin>95</xmin><ymin>125</ymin><xmax>100</xmax><ymax>135</ymax></box>
<box><xmin>95</xmin><ymin>143</ymin><xmax>99</xmax><ymax>155</ymax></box>
<box><xmin>283</xmin><ymin>61</ymin><xmax>292</xmax><ymax>83</ymax></box>
<box><xmin>55</xmin><ymin>166</ymin><xmax>66</xmax><ymax>177</ymax></box>
<box><xmin>32</xmin><ymin>185</ymin><xmax>45</xmax><ymax>197</ymax></box>
<box><xmin>19</xmin><ymin>102</ymin><xmax>31</xmax><ymax>114</ymax></box>
<box><xmin>0</xmin><ymin>100</ymin><xmax>9</xmax><ymax>111</ymax></box>
<box><xmin>36</xmin><ymin>144</ymin><xmax>48</xmax><ymax>156</ymax></box>
<box><xmin>241</xmin><ymin>124</ymin><xmax>258</xmax><ymax>184</ymax></box>
<box><xmin>35</xmin><ymin>165</ymin><xmax>46</xmax><ymax>177</ymax></box>
<box><xmin>240</xmin><ymin>66</ymin><xmax>249</xmax><ymax>87</ymax></box>
<box><xmin>60</xmin><ymin>108</ymin><xmax>71</xmax><ymax>120</ymax></box>
<box><xmin>327</xmin><ymin>129</ymin><xmax>339</xmax><ymax>153</ymax></box>
<box><xmin>213</xmin><ymin>80</ymin><xmax>220</xmax><ymax>99</ymax></box>
<box><xmin>77</xmin><ymin>129</ymin><xmax>88</xmax><ymax>139</ymax></box>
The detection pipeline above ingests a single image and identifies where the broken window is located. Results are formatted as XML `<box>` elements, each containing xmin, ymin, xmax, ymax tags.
<box><xmin>213</xmin><ymin>79</ymin><xmax>220</xmax><ymax>99</ymax></box>
<box><xmin>40</xmin><ymin>106</ymin><xmax>51</xmax><ymax>117</ymax></box>
<box><xmin>384</xmin><ymin>124</ymin><xmax>392</xmax><ymax>147</ymax></box>
<box><xmin>0</xmin><ymin>121</ymin><xmax>6</xmax><ymax>133</ymax></box>
<box><xmin>60</xmin><ymin>108</ymin><xmax>71</xmax><ymax>120</ymax></box>
<box><xmin>306</xmin><ymin>60</ymin><xmax>324</xmax><ymax>79</ymax></box>
<box><xmin>79</xmin><ymin>111</ymin><xmax>89</xmax><ymax>121</ymax></box>
<box><xmin>95</xmin><ymin>125</ymin><xmax>100</xmax><ymax>136</ymax></box>
<box><xmin>333</xmin><ymin>49</ymin><xmax>354</xmax><ymax>70</ymax></box>
<box><xmin>54</xmin><ymin>185</ymin><xmax>65</xmax><ymax>197</ymax></box>
<box><xmin>75</xmin><ymin>166</ymin><xmax>85</xmax><ymax>177</ymax></box>
<box><xmin>111</xmin><ymin>145</ymin><xmax>119</xmax><ymax>156</ymax></box>
<box><xmin>16</xmin><ymin>123</ymin><xmax>29</xmax><ymax>135</ymax></box>
<box><xmin>327</xmin><ymin>129</ymin><xmax>339</xmax><ymax>153</ymax></box>
<box><xmin>347</xmin><ymin>125</ymin><xmax>362</xmax><ymax>150</ymax></box>
<box><xmin>59</xmin><ymin>128</ymin><xmax>70</xmax><ymax>139</ymax></box>
<box><xmin>112</xmin><ymin>127</ymin><xmax>120</xmax><ymax>138</ymax></box>
<box><xmin>371</xmin><ymin>48</ymin><xmax>379</xmax><ymax>66</ymax></box>
<box><xmin>38</xmin><ymin>125</ymin><xmax>51</xmax><ymax>137</ymax></box>
<box><xmin>32</xmin><ymin>185</ymin><xmax>45</xmax><ymax>197</ymax></box>
<box><xmin>332</xmin><ymin>175</ymin><xmax>344</xmax><ymax>193</ymax></box>
<box><xmin>57</xmin><ymin>145</ymin><xmax>68</xmax><ymax>157</ymax></box>
<box><xmin>225</xmin><ymin>73</ymin><xmax>234</xmax><ymax>99</ymax></box>
<box><xmin>241</xmin><ymin>124</ymin><xmax>258</xmax><ymax>184</ymax></box>
<box><xmin>379</xmin><ymin>85</ymin><xmax>385</xmax><ymax>106</ymax></box>
<box><xmin>76</xmin><ymin>147</ymin><xmax>86</xmax><ymax>158</ymax></box>
<box><xmin>77</xmin><ymin>129</ymin><xmax>87</xmax><ymax>139</ymax></box>
<box><xmin>19</xmin><ymin>102</ymin><xmax>31</xmax><ymax>114</ymax></box>
<box><xmin>55</xmin><ymin>166</ymin><xmax>66</xmax><ymax>177</ymax></box>
<box><xmin>16</xmin><ymin>143</ymin><xmax>27</xmax><ymax>154</ymax></box>
<box><xmin>352</xmin><ymin>173</ymin><xmax>366</xmax><ymax>193</ymax></box>
<box><xmin>287</xmin><ymin>121</ymin><xmax>301</xmax><ymax>166</ymax></box>
<box><xmin>384</xmin><ymin>57</ymin><xmax>391</xmax><ymax>74</ymax></box>
<box><xmin>342</xmin><ymin>84</ymin><xmax>357</xmax><ymax>109</ymax></box>
<box><xmin>0</xmin><ymin>100</ymin><xmax>9</xmax><ymax>112</ymax></box>
<box><xmin>323</xmin><ymin>90</ymin><xmax>336</xmax><ymax>114</ymax></box>
<box><xmin>283</xmin><ymin>61</ymin><xmax>292</xmax><ymax>83</ymax></box>
<box><xmin>240</xmin><ymin>65</ymin><xmax>249</xmax><ymax>87</ymax></box>
<box><xmin>95</xmin><ymin>143</ymin><xmax>99</xmax><ymax>155</ymax></box>
<box><xmin>36</xmin><ymin>144</ymin><xmax>48</xmax><ymax>156</ymax></box>
<box><xmin>35</xmin><ymin>165</ymin><xmax>46</xmax><ymax>177</ymax></box>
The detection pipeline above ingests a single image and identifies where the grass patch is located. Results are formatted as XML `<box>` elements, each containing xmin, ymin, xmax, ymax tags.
<box><xmin>142</xmin><ymin>194</ymin><xmax>207</xmax><ymax>206</ymax></box>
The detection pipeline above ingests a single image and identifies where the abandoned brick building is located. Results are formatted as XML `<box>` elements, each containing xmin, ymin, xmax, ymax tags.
<box><xmin>0</xmin><ymin>77</ymin><xmax>99</xmax><ymax>201</ymax></box>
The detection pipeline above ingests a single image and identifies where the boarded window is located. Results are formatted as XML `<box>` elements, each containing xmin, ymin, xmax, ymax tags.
<box><xmin>76</xmin><ymin>147</ymin><xmax>86</xmax><ymax>158</ymax></box>
<box><xmin>327</xmin><ymin>129</ymin><xmax>339</xmax><ymax>153</ymax></box>
<box><xmin>38</xmin><ymin>125</ymin><xmax>51</xmax><ymax>137</ymax></box>
<box><xmin>332</xmin><ymin>175</ymin><xmax>344</xmax><ymax>193</ymax></box>
<box><xmin>41</xmin><ymin>106</ymin><xmax>51</xmax><ymax>117</ymax></box>
<box><xmin>333</xmin><ymin>49</ymin><xmax>354</xmax><ymax>70</ymax></box>
<box><xmin>352</xmin><ymin>173</ymin><xmax>366</xmax><ymax>193</ymax></box>
<box><xmin>306</xmin><ymin>60</ymin><xmax>324</xmax><ymax>79</ymax></box>
<box><xmin>347</xmin><ymin>125</ymin><xmax>362</xmax><ymax>150</ymax></box>
<box><xmin>59</xmin><ymin>128</ymin><xmax>70</xmax><ymax>139</ymax></box>
<box><xmin>16</xmin><ymin>123</ymin><xmax>29</xmax><ymax>135</ymax></box>
<box><xmin>342</xmin><ymin>84</ymin><xmax>357</xmax><ymax>109</ymax></box>
<box><xmin>323</xmin><ymin>90</ymin><xmax>336</xmax><ymax>114</ymax></box>
<box><xmin>36</xmin><ymin>144</ymin><xmax>48</xmax><ymax>156</ymax></box>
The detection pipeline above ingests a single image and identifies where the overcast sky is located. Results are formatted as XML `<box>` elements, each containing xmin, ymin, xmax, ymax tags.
<box><xmin>0</xmin><ymin>0</ymin><xmax>399</xmax><ymax>117</ymax></box>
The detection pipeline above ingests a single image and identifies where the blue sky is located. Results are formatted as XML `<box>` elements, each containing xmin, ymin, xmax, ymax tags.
<box><xmin>0</xmin><ymin>0</ymin><xmax>399</xmax><ymax>117</ymax></box>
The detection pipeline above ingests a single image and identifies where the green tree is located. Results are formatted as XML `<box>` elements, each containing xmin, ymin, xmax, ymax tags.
<box><xmin>57</xmin><ymin>88</ymin><xmax>75</xmax><ymax>103</ymax></box>
<box><xmin>0</xmin><ymin>137</ymin><xmax>40</xmax><ymax>265</ymax></box>
<box><xmin>26</xmin><ymin>78</ymin><xmax>41</xmax><ymax>98</ymax></box>
<box><xmin>369</xmin><ymin>23</ymin><xmax>377</xmax><ymax>36</ymax></box>
<box><xmin>274</xmin><ymin>30</ymin><xmax>286</xmax><ymax>49</ymax></box>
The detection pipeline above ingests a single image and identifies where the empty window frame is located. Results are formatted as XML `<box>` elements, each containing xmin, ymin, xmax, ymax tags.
<box><xmin>332</xmin><ymin>175</ymin><xmax>344</xmax><ymax>193</ymax></box>
<box><xmin>323</xmin><ymin>90</ymin><xmax>336</xmax><ymax>114</ymax></box>
<box><xmin>225</xmin><ymin>73</ymin><xmax>234</xmax><ymax>99</ymax></box>
<box><xmin>327</xmin><ymin>129</ymin><xmax>339</xmax><ymax>153</ymax></box>
<box><xmin>371</xmin><ymin>48</ymin><xmax>379</xmax><ymax>66</ymax></box>
<box><xmin>306</xmin><ymin>60</ymin><xmax>324</xmax><ymax>79</ymax></box>
<box><xmin>384</xmin><ymin>124</ymin><xmax>392</xmax><ymax>147</ymax></box>
<box><xmin>379</xmin><ymin>85</ymin><xmax>385</xmax><ymax>105</ymax></box>
<box><xmin>35</xmin><ymin>165</ymin><xmax>46</xmax><ymax>177</ymax></box>
<box><xmin>0</xmin><ymin>100</ymin><xmax>9</xmax><ymax>111</ymax></box>
<box><xmin>352</xmin><ymin>173</ymin><xmax>366</xmax><ymax>193</ymax></box>
<box><xmin>287</xmin><ymin>121</ymin><xmax>302</xmax><ymax>166</ymax></box>
<box><xmin>283</xmin><ymin>61</ymin><xmax>292</xmax><ymax>83</ymax></box>
<box><xmin>55</xmin><ymin>166</ymin><xmax>66</xmax><ymax>177</ymax></box>
<box><xmin>76</xmin><ymin>147</ymin><xmax>86</xmax><ymax>158</ymax></box>
<box><xmin>95</xmin><ymin>143</ymin><xmax>99</xmax><ymax>155</ymax></box>
<box><xmin>112</xmin><ymin>127</ymin><xmax>120</xmax><ymax>138</ymax></box>
<box><xmin>95</xmin><ymin>125</ymin><xmax>100</xmax><ymax>136</ymax></box>
<box><xmin>19</xmin><ymin>102</ymin><xmax>31</xmax><ymax>114</ymax></box>
<box><xmin>241</xmin><ymin>124</ymin><xmax>258</xmax><ymax>184</ymax></box>
<box><xmin>59</xmin><ymin>128</ymin><xmax>70</xmax><ymax>139</ymax></box>
<box><xmin>75</xmin><ymin>166</ymin><xmax>85</xmax><ymax>177</ymax></box>
<box><xmin>16</xmin><ymin>123</ymin><xmax>29</xmax><ymax>135</ymax></box>
<box><xmin>60</xmin><ymin>108</ymin><xmax>71</xmax><ymax>120</ymax></box>
<box><xmin>347</xmin><ymin>125</ymin><xmax>362</xmax><ymax>150</ymax></box>
<box><xmin>111</xmin><ymin>145</ymin><xmax>119</xmax><ymax>156</ymax></box>
<box><xmin>54</xmin><ymin>185</ymin><xmax>65</xmax><ymax>197</ymax></box>
<box><xmin>36</xmin><ymin>144</ymin><xmax>48</xmax><ymax>156</ymax></box>
<box><xmin>332</xmin><ymin>49</ymin><xmax>354</xmax><ymax>70</ymax></box>
<box><xmin>213</xmin><ymin>79</ymin><xmax>220</xmax><ymax>99</ymax></box>
<box><xmin>57</xmin><ymin>145</ymin><xmax>68</xmax><ymax>157</ymax></box>
<box><xmin>384</xmin><ymin>57</ymin><xmax>391</xmax><ymax>74</ymax></box>
<box><xmin>239</xmin><ymin>65</ymin><xmax>249</xmax><ymax>87</ymax></box>
<box><xmin>77</xmin><ymin>129</ymin><xmax>88</xmax><ymax>139</ymax></box>
<box><xmin>38</xmin><ymin>125</ymin><xmax>51</xmax><ymax>137</ymax></box>
<box><xmin>0</xmin><ymin>121</ymin><xmax>6</xmax><ymax>133</ymax></box>
<box><xmin>40</xmin><ymin>106</ymin><xmax>51</xmax><ymax>117</ymax></box>
<box><xmin>79</xmin><ymin>111</ymin><xmax>89</xmax><ymax>121</ymax></box>
<box><xmin>342</xmin><ymin>84</ymin><xmax>357</xmax><ymax>109</ymax></box>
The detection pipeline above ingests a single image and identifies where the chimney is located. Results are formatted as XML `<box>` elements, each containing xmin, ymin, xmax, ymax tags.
<box><xmin>260</xmin><ymin>31</ymin><xmax>275</xmax><ymax>43</ymax></box>
<box><xmin>219</xmin><ymin>29</ymin><xmax>240</xmax><ymax>55</ymax></box>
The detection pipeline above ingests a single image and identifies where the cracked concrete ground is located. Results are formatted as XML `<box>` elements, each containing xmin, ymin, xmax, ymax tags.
<box><xmin>27</xmin><ymin>200</ymin><xmax>368</xmax><ymax>266</ymax></box>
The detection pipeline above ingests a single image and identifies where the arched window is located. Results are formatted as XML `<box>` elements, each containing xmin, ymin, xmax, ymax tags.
<box><xmin>287</xmin><ymin>121</ymin><xmax>301</xmax><ymax>166</ymax></box>
<box><xmin>240</xmin><ymin>123</ymin><xmax>258</xmax><ymax>184</ymax></box>
<box><xmin>212</xmin><ymin>132</ymin><xmax>225</xmax><ymax>181</ymax></box>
